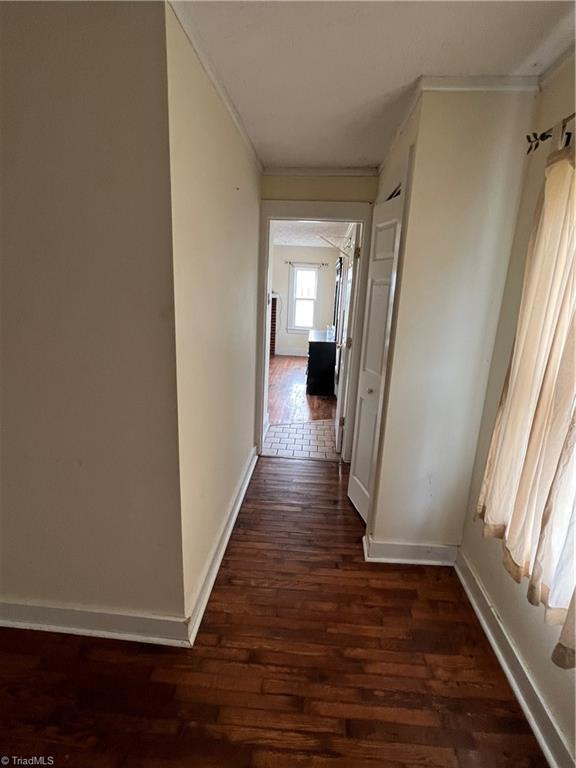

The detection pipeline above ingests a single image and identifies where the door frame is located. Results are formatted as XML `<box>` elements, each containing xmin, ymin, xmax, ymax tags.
<box><xmin>363</xmin><ymin>146</ymin><xmax>416</xmax><ymax>537</ymax></box>
<box><xmin>255</xmin><ymin>200</ymin><xmax>373</xmax><ymax>454</ymax></box>
<box><xmin>348</xmin><ymin>195</ymin><xmax>403</xmax><ymax>522</ymax></box>
<box><xmin>339</xmin><ymin>223</ymin><xmax>365</xmax><ymax>462</ymax></box>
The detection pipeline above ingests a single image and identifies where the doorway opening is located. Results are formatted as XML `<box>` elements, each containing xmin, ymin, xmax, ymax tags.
<box><xmin>256</xmin><ymin>193</ymin><xmax>407</xmax><ymax>527</ymax></box>
<box><xmin>260</xmin><ymin>216</ymin><xmax>363</xmax><ymax>462</ymax></box>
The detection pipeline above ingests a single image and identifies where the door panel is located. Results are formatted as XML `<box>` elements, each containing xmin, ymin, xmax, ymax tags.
<box><xmin>353</xmin><ymin>398</ymin><xmax>375</xmax><ymax>491</ymax></box>
<box><xmin>348</xmin><ymin>198</ymin><xmax>403</xmax><ymax>522</ymax></box>
<box><xmin>374</xmin><ymin>222</ymin><xmax>397</xmax><ymax>260</ymax></box>
<box><xmin>364</xmin><ymin>279</ymin><xmax>391</xmax><ymax>375</ymax></box>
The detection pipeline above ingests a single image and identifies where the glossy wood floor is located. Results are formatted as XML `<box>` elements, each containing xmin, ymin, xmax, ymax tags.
<box><xmin>268</xmin><ymin>355</ymin><xmax>336</xmax><ymax>424</ymax></box>
<box><xmin>0</xmin><ymin>458</ymin><xmax>546</xmax><ymax>768</ymax></box>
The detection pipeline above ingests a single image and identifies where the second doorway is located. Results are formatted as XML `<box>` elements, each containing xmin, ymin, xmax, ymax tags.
<box><xmin>262</xmin><ymin>219</ymin><xmax>360</xmax><ymax>462</ymax></box>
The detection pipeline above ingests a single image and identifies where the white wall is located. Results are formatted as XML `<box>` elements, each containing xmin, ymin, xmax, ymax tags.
<box><xmin>0</xmin><ymin>2</ymin><xmax>185</xmax><ymax>616</ymax></box>
<box><xmin>371</xmin><ymin>88</ymin><xmax>535</xmax><ymax>546</ymax></box>
<box><xmin>165</xmin><ymin>6</ymin><xmax>261</xmax><ymax>617</ymax></box>
<box><xmin>461</xmin><ymin>55</ymin><xmax>576</xmax><ymax>755</ymax></box>
<box><xmin>0</xmin><ymin>2</ymin><xmax>262</xmax><ymax>632</ymax></box>
<box><xmin>376</xmin><ymin>102</ymin><xmax>422</xmax><ymax>205</ymax></box>
<box><xmin>271</xmin><ymin>246</ymin><xmax>338</xmax><ymax>356</ymax></box>
<box><xmin>262</xmin><ymin>175</ymin><xmax>378</xmax><ymax>202</ymax></box>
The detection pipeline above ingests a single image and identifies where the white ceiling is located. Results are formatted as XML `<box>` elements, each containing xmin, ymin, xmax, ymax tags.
<box><xmin>173</xmin><ymin>1</ymin><xmax>574</xmax><ymax>170</ymax></box>
<box><xmin>271</xmin><ymin>220</ymin><xmax>352</xmax><ymax>248</ymax></box>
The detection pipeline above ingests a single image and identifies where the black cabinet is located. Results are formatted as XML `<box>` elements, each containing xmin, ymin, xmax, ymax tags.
<box><xmin>306</xmin><ymin>330</ymin><xmax>336</xmax><ymax>396</ymax></box>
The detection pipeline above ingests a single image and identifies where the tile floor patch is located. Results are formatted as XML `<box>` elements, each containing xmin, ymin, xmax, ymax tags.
<box><xmin>262</xmin><ymin>419</ymin><xmax>339</xmax><ymax>461</ymax></box>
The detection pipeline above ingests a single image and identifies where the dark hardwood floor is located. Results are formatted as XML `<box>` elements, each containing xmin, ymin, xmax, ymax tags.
<box><xmin>0</xmin><ymin>458</ymin><xmax>546</xmax><ymax>767</ymax></box>
<box><xmin>268</xmin><ymin>355</ymin><xmax>336</xmax><ymax>424</ymax></box>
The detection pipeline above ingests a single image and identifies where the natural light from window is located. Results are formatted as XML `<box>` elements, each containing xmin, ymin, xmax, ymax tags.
<box><xmin>290</xmin><ymin>265</ymin><xmax>318</xmax><ymax>330</ymax></box>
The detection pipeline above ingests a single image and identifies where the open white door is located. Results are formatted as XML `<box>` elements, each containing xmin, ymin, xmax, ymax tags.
<box><xmin>334</xmin><ymin>226</ymin><xmax>361</xmax><ymax>452</ymax></box>
<box><xmin>348</xmin><ymin>196</ymin><xmax>402</xmax><ymax>521</ymax></box>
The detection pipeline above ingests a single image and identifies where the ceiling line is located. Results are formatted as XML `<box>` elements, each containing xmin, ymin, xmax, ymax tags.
<box><xmin>169</xmin><ymin>2</ymin><xmax>263</xmax><ymax>172</ymax></box>
<box><xmin>262</xmin><ymin>167</ymin><xmax>380</xmax><ymax>177</ymax></box>
<box><xmin>539</xmin><ymin>43</ymin><xmax>575</xmax><ymax>89</ymax></box>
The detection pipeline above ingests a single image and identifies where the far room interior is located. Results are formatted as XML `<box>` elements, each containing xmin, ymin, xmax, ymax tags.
<box><xmin>262</xmin><ymin>219</ymin><xmax>360</xmax><ymax>462</ymax></box>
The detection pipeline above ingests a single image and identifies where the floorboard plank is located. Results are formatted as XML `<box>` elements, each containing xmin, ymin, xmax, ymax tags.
<box><xmin>0</xmin><ymin>458</ymin><xmax>547</xmax><ymax>767</ymax></box>
<box><xmin>268</xmin><ymin>355</ymin><xmax>336</xmax><ymax>424</ymax></box>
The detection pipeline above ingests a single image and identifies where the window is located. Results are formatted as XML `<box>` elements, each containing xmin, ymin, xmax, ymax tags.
<box><xmin>288</xmin><ymin>264</ymin><xmax>318</xmax><ymax>331</ymax></box>
<box><xmin>477</xmin><ymin>151</ymin><xmax>575</xmax><ymax>669</ymax></box>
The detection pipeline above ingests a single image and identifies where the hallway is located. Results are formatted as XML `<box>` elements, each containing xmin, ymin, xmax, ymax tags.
<box><xmin>0</xmin><ymin>458</ymin><xmax>545</xmax><ymax>767</ymax></box>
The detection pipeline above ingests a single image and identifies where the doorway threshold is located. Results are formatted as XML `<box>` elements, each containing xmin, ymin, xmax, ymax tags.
<box><xmin>262</xmin><ymin>419</ymin><xmax>340</xmax><ymax>461</ymax></box>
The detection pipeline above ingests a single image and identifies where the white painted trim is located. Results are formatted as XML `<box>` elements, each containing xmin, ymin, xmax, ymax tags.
<box><xmin>262</xmin><ymin>167</ymin><xmax>379</xmax><ymax>178</ymax></box>
<box><xmin>0</xmin><ymin>602</ymin><xmax>190</xmax><ymax>647</ymax></box>
<box><xmin>260</xmin><ymin>201</ymin><xmax>374</xmax><ymax>221</ymax></box>
<box><xmin>186</xmin><ymin>446</ymin><xmax>258</xmax><ymax>645</ymax></box>
<box><xmin>286</xmin><ymin>262</ymin><xmax>319</xmax><ymax>333</ymax></box>
<box><xmin>0</xmin><ymin>448</ymin><xmax>258</xmax><ymax>649</ymax></box>
<box><xmin>378</xmin><ymin>75</ymin><xmax>540</xmax><ymax>175</ymax></box>
<box><xmin>455</xmin><ymin>551</ymin><xmax>573</xmax><ymax>768</ymax></box>
<box><xmin>365</xmin><ymin>146</ymin><xmax>416</xmax><ymax>533</ymax></box>
<box><xmin>361</xmin><ymin>541</ymin><xmax>572</xmax><ymax>765</ymax></box>
<box><xmin>539</xmin><ymin>45</ymin><xmax>575</xmax><ymax>90</ymax></box>
<box><xmin>420</xmin><ymin>75</ymin><xmax>539</xmax><ymax>93</ymax></box>
<box><xmin>378</xmin><ymin>87</ymin><xmax>422</xmax><ymax>177</ymax></box>
<box><xmin>256</xmin><ymin>201</ymin><xmax>373</xmax><ymax>454</ymax></box>
<box><xmin>363</xmin><ymin>534</ymin><xmax>457</xmax><ymax>566</ymax></box>
<box><xmin>168</xmin><ymin>3</ymin><xmax>263</xmax><ymax>172</ymax></box>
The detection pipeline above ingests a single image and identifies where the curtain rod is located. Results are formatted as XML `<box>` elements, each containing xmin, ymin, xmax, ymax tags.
<box><xmin>284</xmin><ymin>260</ymin><xmax>330</xmax><ymax>267</ymax></box>
<box><xmin>319</xmin><ymin>235</ymin><xmax>353</xmax><ymax>257</ymax></box>
<box><xmin>526</xmin><ymin>111</ymin><xmax>575</xmax><ymax>154</ymax></box>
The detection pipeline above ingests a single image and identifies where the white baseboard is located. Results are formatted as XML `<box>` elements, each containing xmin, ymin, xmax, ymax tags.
<box><xmin>273</xmin><ymin>349</ymin><xmax>308</xmax><ymax>358</ymax></box>
<box><xmin>0</xmin><ymin>601</ymin><xmax>190</xmax><ymax>646</ymax></box>
<box><xmin>186</xmin><ymin>446</ymin><xmax>258</xmax><ymax>645</ymax></box>
<box><xmin>0</xmin><ymin>447</ymin><xmax>259</xmax><ymax>650</ymax></box>
<box><xmin>1</xmin><ymin>465</ymin><xmax>570</xmax><ymax>768</ymax></box>
<box><xmin>455</xmin><ymin>551</ymin><xmax>573</xmax><ymax>768</ymax></box>
<box><xmin>362</xmin><ymin>534</ymin><xmax>457</xmax><ymax>565</ymax></box>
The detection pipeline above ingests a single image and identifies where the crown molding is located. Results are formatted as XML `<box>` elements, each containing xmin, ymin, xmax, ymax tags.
<box><xmin>262</xmin><ymin>166</ymin><xmax>379</xmax><ymax>178</ymax></box>
<box><xmin>539</xmin><ymin>45</ymin><xmax>575</xmax><ymax>90</ymax></box>
<box><xmin>378</xmin><ymin>83</ymin><xmax>422</xmax><ymax>176</ymax></box>
<box><xmin>377</xmin><ymin>73</ymin><xmax>541</xmax><ymax>175</ymax></box>
<box><xmin>168</xmin><ymin>2</ymin><xmax>263</xmax><ymax>173</ymax></box>
<box><xmin>419</xmin><ymin>75</ymin><xmax>539</xmax><ymax>93</ymax></box>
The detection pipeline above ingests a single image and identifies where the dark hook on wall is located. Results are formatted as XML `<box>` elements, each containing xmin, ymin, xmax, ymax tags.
<box><xmin>561</xmin><ymin>112</ymin><xmax>575</xmax><ymax>148</ymax></box>
<box><xmin>386</xmin><ymin>183</ymin><xmax>402</xmax><ymax>200</ymax></box>
<box><xmin>526</xmin><ymin>112</ymin><xmax>575</xmax><ymax>154</ymax></box>
<box><xmin>526</xmin><ymin>131</ymin><xmax>552</xmax><ymax>154</ymax></box>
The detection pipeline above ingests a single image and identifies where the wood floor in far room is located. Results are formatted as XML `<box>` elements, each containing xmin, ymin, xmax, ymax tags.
<box><xmin>0</xmin><ymin>458</ymin><xmax>546</xmax><ymax>767</ymax></box>
<box><xmin>268</xmin><ymin>355</ymin><xmax>336</xmax><ymax>424</ymax></box>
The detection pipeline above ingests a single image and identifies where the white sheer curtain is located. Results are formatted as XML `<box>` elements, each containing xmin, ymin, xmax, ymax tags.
<box><xmin>478</xmin><ymin>149</ymin><xmax>575</xmax><ymax>669</ymax></box>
